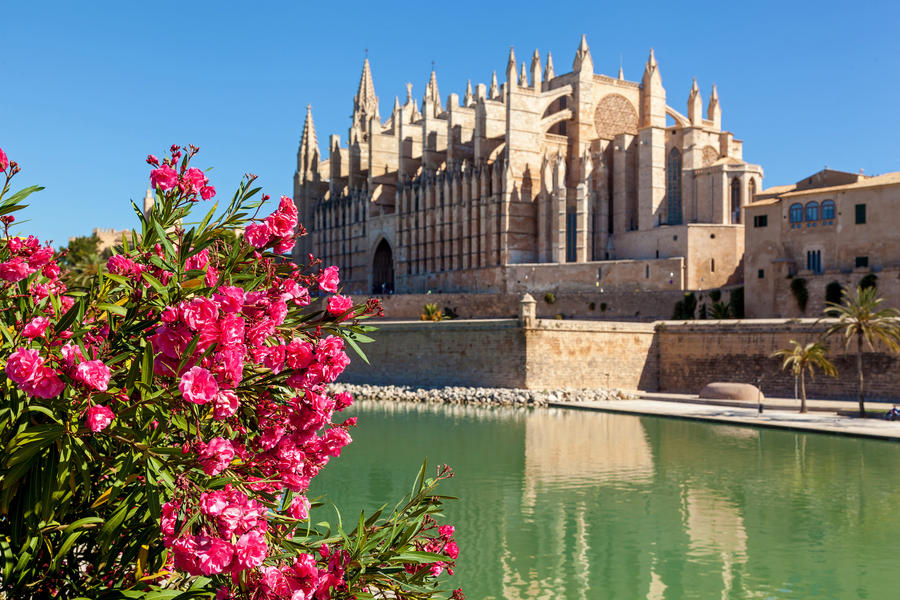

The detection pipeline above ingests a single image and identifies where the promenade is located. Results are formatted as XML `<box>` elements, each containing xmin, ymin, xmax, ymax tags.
<box><xmin>551</xmin><ymin>393</ymin><xmax>900</xmax><ymax>441</ymax></box>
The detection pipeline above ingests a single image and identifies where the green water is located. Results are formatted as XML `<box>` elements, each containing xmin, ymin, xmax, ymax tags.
<box><xmin>310</xmin><ymin>401</ymin><xmax>900</xmax><ymax>600</ymax></box>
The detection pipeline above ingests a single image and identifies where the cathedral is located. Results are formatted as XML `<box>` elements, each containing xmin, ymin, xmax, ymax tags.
<box><xmin>293</xmin><ymin>36</ymin><xmax>763</xmax><ymax>295</ymax></box>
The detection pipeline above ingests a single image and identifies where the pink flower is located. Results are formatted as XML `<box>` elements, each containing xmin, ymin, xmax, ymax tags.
<box><xmin>274</xmin><ymin>236</ymin><xmax>295</xmax><ymax>255</ymax></box>
<box><xmin>22</xmin><ymin>366</ymin><xmax>65</xmax><ymax>398</ymax></box>
<box><xmin>22</xmin><ymin>317</ymin><xmax>50</xmax><ymax>338</ymax></box>
<box><xmin>318</xmin><ymin>266</ymin><xmax>340</xmax><ymax>293</ymax></box>
<box><xmin>198</xmin><ymin>437</ymin><xmax>235</xmax><ymax>475</ymax></box>
<box><xmin>27</xmin><ymin>247</ymin><xmax>54</xmax><ymax>269</ymax></box>
<box><xmin>287</xmin><ymin>495</ymin><xmax>310</xmax><ymax>520</ymax></box>
<box><xmin>5</xmin><ymin>348</ymin><xmax>43</xmax><ymax>384</ymax></box>
<box><xmin>195</xmin><ymin>535</ymin><xmax>234</xmax><ymax>575</ymax></box>
<box><xmin>172</xmin><ymin>535</ymin><xmax>202</xmax><ymax>575</ymax></box>
<box><xmin>204</xmin><ymin>265</ymin><xmax>219</xmax><ymax>287</ymax></box>
<box><xmin>438</xmin><ymin>525</ymin><xmax>455</xmax><ymax>538</ymax></box>
<box><xmin>213</xmin><ymin>390</ymin><xmax>240</xmax><ymax>419</ymax></box>
<box><xmin>444</xmin><ymin>540</ymin><xmax>459</xmax><ymax>559</ymax></box>
<box><xmin>265</xmin><ymin>210</ymin><xmax>296</xmax><ymax>238</ymax></box>
<box><xmin>182</xmin><ymin>167</ymin><xmax>208</xmax><ymax>194</ymax></box>
<box><xmin>244</xmin><ymin>222</ymin><xmax>271</xmax><ymax>248</ymax></box>
<box><xmin>218</xmin><ymin>313</ymin><xmax>245</xmax><ymax>346</ymax></box>
<box><xmin>214</xmin><ymin>286</ymin><xmax>245</xmax><ymax>313</ymax></box>
<box><xmin>85</xmin><ymin>405</ymin><xmax>115</xmax><ymax>432</ymax></box>
<box><xmin>285</xmin><ymin>338</ymin><xmax>315</xmax><ymax>370</ymax></box>
<box><xmin>0</xmin><ymin>258</ymin><xmax>33</xmax><ymax>282</ymax></box>
<box><xmin>0</xmin><ymin>147</ymin><xmax>8</xmax><ymax>171</ymax></box>
<box><xmin>106</xmin><ymin>254</ymin><xmax>141</xmax><ymax>277</ymax></box>
<box><xmin>181</xmin><ymin>297</ymin><xmax>218</xmax><ymax>331</ymax></box>
<box><xmin>75</xmin><ymin>360</ymin><xmax>111</xmax><ymax>391</ymax></box>
<box><xmin>150</xmin><ymin>164</ymin><xmax>178</xmax><ymax>190</ymax></box>
<box><xmin>326</xmin><ymin>294</ymin><xmax>353</xmax><ymax>316</ymax></box>
<box><xmin>200</xmin><ymin>185</ymin><xmax>216</xmax><ymax>200</ymax></box>
<box><xmin>41</xmin><ymin>262</ymin><xmax>60</xmax><ymax>280</ymax></box>
<box><xmin>233</xmin><ymin>530</ymin><xmax>268</xmax><ymax>571</ymax></box>
<box><xmin>179</xmin><ymin>366</ymin><xmax>219</xmax><ymax>404</ymax></box>
<box><xmin>185</xmin><ymin>248</ymin><xmax>209</xmax><ymax>271</ymax></box>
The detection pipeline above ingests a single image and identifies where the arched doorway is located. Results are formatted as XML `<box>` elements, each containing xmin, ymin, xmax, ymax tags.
<box><xmin>372</xmin><ymin>239</ymin><xmax>394</xmax><ymax>294</ymax></box>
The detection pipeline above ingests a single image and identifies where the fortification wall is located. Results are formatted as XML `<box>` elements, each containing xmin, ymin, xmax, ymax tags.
<box><xmin>342</xmin><ymin>313</ymin><xmax>900</xmax><ymax>400</ymax></box>
<box><xmin>656</xmin><ymin>319</ymin><xmax>900</xmax><ymax>399</ymax></box>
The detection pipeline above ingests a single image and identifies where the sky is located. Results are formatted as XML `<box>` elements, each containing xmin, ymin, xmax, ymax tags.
<box><xmin>1</xmin><ymin>0</ymin><xmax>898</xmax><ymax>248</ymax></box>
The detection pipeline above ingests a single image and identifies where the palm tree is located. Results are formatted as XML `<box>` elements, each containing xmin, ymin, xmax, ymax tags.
<box><xmin>772</xmin><ymin>340</ymin><xmax>837</xmax><ymax>413</ymax></box>
<box><xmin>824</xmin><ymin>286</ymin><xmax>900</xmax><ymax>417</ymax></box>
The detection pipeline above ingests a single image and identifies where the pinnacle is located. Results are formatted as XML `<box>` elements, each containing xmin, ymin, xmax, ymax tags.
<box><xmin>519</xmin><ymin>62</ymin><xmax>528</xmax><ymax>87</ymax></box>
<box><xmin>544</xmin><ymin>52</ymin><xmax>555</xmax><ymax>80</ymax></box>
<box><xmin>648</xmin><ymin>48</ymin><xmax>657</xmax><ymax>68</ymax></box>
<box><xmin>692</xmin><ymin>77</ymin><xmax>699</xmax><ymax>92</ymax></box>
<box><xmin>532</xmin><ymin>48</ymin><xmax>540</xmax><ymax>64</ymax></box>
<box><xmin>578</xmin><ymin>34</ymin><xmax>589</xmax><ymax>53</ymax></box>
<box><xmin>618</xmin><ymin>65</ymin><xmax>624</xmax><ymax>80</ymax></box>
<box><xmin>710</xmin><ymin>83</ymin><xmax>719</xmax><ymax>99</ymax></box>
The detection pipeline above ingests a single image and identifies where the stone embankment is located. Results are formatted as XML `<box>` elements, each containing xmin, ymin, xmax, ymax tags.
<box><xmin>329</xmin><ymin>382</ymin><xmax>637</xmax><ymax>407</ymax></box>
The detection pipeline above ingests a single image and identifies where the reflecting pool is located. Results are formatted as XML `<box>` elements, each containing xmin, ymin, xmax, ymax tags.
<box><xmin>310</xmin><ymin>401</ymin><xmax>900</xmax><ymax>600</ymax></box>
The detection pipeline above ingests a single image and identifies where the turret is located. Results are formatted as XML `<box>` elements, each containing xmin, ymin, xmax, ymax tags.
<box><xmin>530</xmin><ymin>49</ymin><xmax>542</xmax><ymax>91</ymax></box>
<box><xmin>352</xmin><ymin>58</ymin><xmax>379</xmax><ymax>133</ymax></box>
<box><xmin>640</xmin><ymin>49</ymin><xmax>666</xmax><ymax>128</ymax></box>
<box><xmin>572</xmin><ymin>34</ymin><xmax>593</xmax><ymax>77</ymax></box>
<box><xmin>489</xmin><ymin>71</ymin><xmax>500</xmax><ymax>99</ymax></box>
<box><xmin>707</xmin><ymin>84</ymin><xmax>721</xmax><ymax>130</ymax></box>
<box><xmin>544</xmin><ymin>52</ymin><xmax>554</xmax><ymax>80</ymax></box>
<box><xmin>424</xmin><ymin>69</ymin><xmax>442</xmax><ymax>117</ymax></box>
<box><xmin>298</xmin><ymin>104</ymin><xmax>321</xmax><ymax>181</ymax></box>
<box><xmin>687</xmin><ymin>78</ymin><xmax>703</xmax><ymax>126</ymax></box>
<box><xmin>143</xmin><ymin>187</ymin><xmax>154</xmax><ymax>218</ymax></box>
<box><xmin>506</xmin><ymin>47</ymin><xmax>517</xmax><ymax>88</ymax></box>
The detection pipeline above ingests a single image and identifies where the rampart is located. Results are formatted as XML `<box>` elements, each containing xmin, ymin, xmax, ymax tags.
<box><xmin>341</xmin><ymin>309</ymin><xmax>900</xmax><ymax>400</ymax></box>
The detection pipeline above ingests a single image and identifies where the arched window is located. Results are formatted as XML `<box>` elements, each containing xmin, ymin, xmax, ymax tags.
<box><xmin>790</xmin><ymin>203</ymin><xmax>803</xmax><ymax>224</ymax></box>
<box><xmin>805</xmin><ymin>201</ymin><xmax>819</xmax><ymax>221</ymax></box>
<box><xmin>749</xmin><ymin>179</ymin><xmax>757</xmax><ymax>202</ymax></box>
<box><xmin>730</xmin><ymin>177</ymin><xmax>742</xmax><ymax>224</ymax></box>
<box><xmin>822</xmin><ymin>199</ymin><xmax>836</xmax><ymax>220</ymax></box>
<box><xmin>666</xmin><ymin>148</ymin><xmax>682</xmax><ymax>225</ymax></box>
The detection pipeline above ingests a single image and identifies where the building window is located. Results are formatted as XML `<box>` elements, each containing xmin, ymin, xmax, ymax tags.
<box><xmin>805</xmin><ymin>201</ymin><xmax>819</xmax><ymax>221</ymax></box>
<box><xmin>806</xmin><ymin>249</ymin><xmax>823</xmax><ymax>274</ymax></box>
<box><xmin>855</xmin><ymin>203</ymin><xmax>866</xmax><ymax>224</ymax></box>
<box><xmin>730</xmin><ymin>177</ymin><xmax>742</xmax><ymax>224</ymax></box>
<box><xmin>666</xmin><ymin>148</ymin><xmax>683</xmax><ymax>225</ymax></box>
<box><xmin>711</xmin><ymin>258</ymin><xmax>715</xmax><ymax>272</ymax></box>
<box><xmin>856</xmin><ymin>256</ymin><xmax>869</xmax><ymax>268</ymax></box>
<box><xmin>758</xmin><ymin>269</ymin><xmax>765</xmax><ymax>279</ymax></box>
<box><xmin>822</xmin><ymin>199</ymin><xmax>835</xmax><ymax>221</ymax></box>
<box><xmin>749</xmin><ymin>178</ymin><xmax>757</xmax><ymax>202</ymax></box>
<box><xmin>790</xmin><ymin>203</ymin><xmax>803</xmax><ymax>226</ymax></box>
<box><xmin>645</xmin><ymin>265</ymin><xmax>650</xmax><ymax>278</ymax></box>
<box><xmin>565</xmin><ymin>210</ymin><xmax>576</xmax><ymax>262</ymax></box>
<box><xmin>753</xmin><ymin>214</ymin><xmax>768</xmax><ymax>228</ymax></box>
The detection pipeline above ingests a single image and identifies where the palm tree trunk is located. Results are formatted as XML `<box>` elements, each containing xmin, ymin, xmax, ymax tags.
<box><xmin>800</xmin><ymin>371</ymin><xmax>807</xmax><ymax>413</ymax></box>
<box><xmin>857</xmin><ymin>332</ymin><xmax>865</xmax><ymax>417</ymax></box>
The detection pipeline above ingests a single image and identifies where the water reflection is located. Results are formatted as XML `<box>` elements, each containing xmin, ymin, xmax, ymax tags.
<box><xmin>311</xmin><ymin>401</ymin><xmax>900</xmax><ymax>600</ymax></box>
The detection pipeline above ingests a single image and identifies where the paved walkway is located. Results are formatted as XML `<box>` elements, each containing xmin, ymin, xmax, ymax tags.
<box><xmin>549</xmin><ymin>397</ymin><xmax>900</xmax><ymax>441</ymax></box>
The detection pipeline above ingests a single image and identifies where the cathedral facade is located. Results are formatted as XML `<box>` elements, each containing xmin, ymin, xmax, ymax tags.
<box><xmin>293</xmin><ymin>37</ymin><xmax>763</xmax><ymax>295</ymax></box>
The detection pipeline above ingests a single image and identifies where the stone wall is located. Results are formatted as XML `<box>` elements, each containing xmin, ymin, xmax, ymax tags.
<box><xmin>341</xmin><ymin>312</ymin><xmax>900</xmax><ymax>400</ymax></box>
<box><xmin>656</xmin><ymin>319</ymin><xmax>900</xmax><ymax>400</ymax></box>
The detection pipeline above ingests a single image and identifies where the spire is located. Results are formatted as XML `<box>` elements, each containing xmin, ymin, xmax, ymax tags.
<box><xmin>394</xmin><ymin>96</ymin><xmax>401</xmax><ymax>112</ymax></box>
<box><xmin>353</xmin><ymin>57</ymin><xmax>379</xmax><ymax>129</ymax></box>
<box><xmin>688</xmin><ymin>78</ymin><xmax>703</xmax><ymax>126</ymax></box>
<box><xmin>299</xmin><ymin>104</ymin><xmax>321</xmax><ymax>179</ymax></box>
<box><xmin>531</xmin><ymin>49</ymin><xmax>542</xmax><ymax>90</ymax></box>
<box><xmin>544</xmin><ymin>51</ymin><xmax>555</xmax><ymax>80</ymax></box>
<box><xmin>489</xmin><ymin>71</ymin><xmax>500</xmax><ymax>99</ymax></box>
<box><xmin>424</xmin><ymin>69</ymin><xmax>442</xmax><ymax>114</ymax></box>
<box><xmin>573</xmin><ymin>34</ymin><xmax>593</xmax><ymax>73</ymax></box>
<box><xmin>405</xmin><ymin>82</ymin><xmax>413</xmax><ymax>105</ymax></box>
<box><xmin>519</xmin><ymin>62</ymin><xmax>528</xmax><ymax>87</ymax></box>
<box><xmin>641</xmin><ymin>49</ymin><xmax>665</xmax><ymax>128</ymax></box>
<box><xmin>648</xmin><ymin>48</ymin><xmax>657</xmax><ymax>69</ymax></box>
<box><xmin>143</xmin><ymin>187</ymin><xmax>154</xmax><ymax>218</ymax></box>
<box><xmin>707</xmin><ymin>84</ymin><xmax>721</xmax><ymax>130</ymax></box>
<box><xmin>464</xmin><ymin>79</ymin><xmax>474</xmax><ymax>106</ymax></box>
<box><xmin>506</xmin><ymin>46</ymin><xmax>517</xmax><ymax>85</ymax></box>
<box><xmin>618</xmin><ymin>65</ymin><xmax>624</xmax><ymax>80</ymax></box>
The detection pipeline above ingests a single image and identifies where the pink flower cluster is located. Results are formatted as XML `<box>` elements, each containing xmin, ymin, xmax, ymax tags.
<box><xmin>0</xmin><ymin>235</ymin><xmax>61</xmax><ymax>284</ymax></box>
<box><xmin>405</xmin><ymin>523</ymin><xmax>461</xmax><ymax>578</ymax></box>
<box><xmin>148</xmin><ymin>146</ymin><xmax>215</xmax><ymax>201</ymax></box>
<box><xmin>245</xmin><ymin>196</ymin><xmax>298</xmax><ymax>254</ymax></box>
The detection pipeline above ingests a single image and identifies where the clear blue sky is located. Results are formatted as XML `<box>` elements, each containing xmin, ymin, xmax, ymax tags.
<box><xmin>2</xmin><ymin>1</ymin><xmax>898</xmax><ymax>247</ymax></box>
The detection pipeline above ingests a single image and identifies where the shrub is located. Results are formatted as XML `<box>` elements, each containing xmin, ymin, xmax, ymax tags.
<box><xmin>421</xmin><ymin>302</ymin><xmax>444</xmax><ymax>321</ymax></box>
<box><xmin>709</xmin><ymin>289</ymin><xmax>722</xmax><ymax>303</ymax></box>
<box><xmin>0</xmin><ymin>146</ymin><xmax>461</xmax><ymax>599</ymax></box>
<box><xmin>790</xmin><ymin>277</ymin><xmax>809</xmax><ymax>312</ymax></box>
<box><xmin>543</xmin><ymin>292</ymin><xmax>555</xmax><ymax>304</ymax></box>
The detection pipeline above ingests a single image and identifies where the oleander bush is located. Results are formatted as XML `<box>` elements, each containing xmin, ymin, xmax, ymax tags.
<box><xmin>0</xmin><ymin>145</ymin><xmax>462</xmax><ymax>599</ymax></box>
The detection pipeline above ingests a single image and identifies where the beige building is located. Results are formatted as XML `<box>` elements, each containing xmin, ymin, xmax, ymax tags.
<box><xmin>293</xmin><ymin>37</ymin><xmax>763</xmax><ymax>295</ymax></box>
<box><xmin>744</xmin><ymin>170</ymin><xmax>900</xmax><ymax>317</ymax></box>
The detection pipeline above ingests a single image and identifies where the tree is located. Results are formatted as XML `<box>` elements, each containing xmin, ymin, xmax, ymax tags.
<box><xmin>58</xmin><ymin>233</ymin><xmax>102</xmax><ymax>286</ymax></box>
<box><xmin>771</xmin><ymin>340</ymin><xmax>837</xmax><ymax>413</ymax></box>
<box><xmin>824</xmin><ymin>286</ymin><xmax>900</xmax><ymax>416</ymax></box>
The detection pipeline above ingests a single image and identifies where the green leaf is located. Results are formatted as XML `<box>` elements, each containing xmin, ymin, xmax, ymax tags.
<box><xmin>96</xmin><ymin>302</ymin><xmax>127</xmax><ymax>316</ymax></box>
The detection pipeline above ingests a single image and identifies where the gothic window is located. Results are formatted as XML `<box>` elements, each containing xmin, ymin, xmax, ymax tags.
<box><xmin>565</xmin><ymin>210</ymin><xmax>577</xmax><ymax>262</ymax></box>
<box><xmin>730</xmin><ymin>177</ymin><xmax>742</xmax><ymax>224</ymax></box>
<box><xmin>749</xmin><ymin>178</ymin><xmax>757</xmax><ymax>202</ymax></box>
<box><xmin>805</xmin><ymin>201</ymin><xmax>819</xmax><ymax>222</ymax></box>
<box><xmin>806</xmin><ymin>249</ymin><xmax>823</xmax><ymax>274</ymax></box>
<box><xmin>593</xmin><ymin>94</ymin><xmax>638</xmax><ymax>139</ymax></box>
<box><xmin>822</xmin><ymin>199</ymin><xmax>835</xmax><ymax>221</ymax></box>
<box><xmin>666</xmin><ymin>148</ymin><xmax>683</xmax><ymax>225</ymax></box>
<box><xmin>790</xmin><ymin>203</ymin><xmax>803</xmax><ymax>226</ymax></box>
